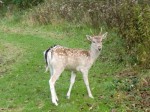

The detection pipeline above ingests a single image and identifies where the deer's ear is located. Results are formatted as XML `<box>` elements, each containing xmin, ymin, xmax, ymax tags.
<box><xmin>86</xmin><ymin>35</ymin><xmax>92</xmax><ymax>41</ymax></box>
<box><xmin>102</xmin><ymin>32</ymin><xmax>108</xmax><ymax>40</ymax></box>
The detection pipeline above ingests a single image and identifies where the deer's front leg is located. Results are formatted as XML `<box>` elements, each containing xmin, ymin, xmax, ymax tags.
<box><xmin>67</xmin><ymin>71</ymin><xmax>76</xmax><ymax>99</ymax></box>
<box><xmin>81</xmin><ymin>70</ymin><xmax>94</xmax><ymax>98</ymax></box>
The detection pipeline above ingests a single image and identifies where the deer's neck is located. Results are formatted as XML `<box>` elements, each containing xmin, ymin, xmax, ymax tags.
<box><xmin>89</xmin><ymin>46</ymin><xmax>100</xmax><ymax>63</ymax></box>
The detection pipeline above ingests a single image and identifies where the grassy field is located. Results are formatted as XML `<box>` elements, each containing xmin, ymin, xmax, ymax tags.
<box><xmin>0</xmin><ymin>19</ymin><xmax>149</xmax><ymax>112</ymax></box>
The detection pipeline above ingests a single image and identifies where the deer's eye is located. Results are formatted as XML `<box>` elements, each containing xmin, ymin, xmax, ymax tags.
<box><xmin>93</xmin><ymin>41</ymin><xmax>96</xmax><ymax>43</ymax></box>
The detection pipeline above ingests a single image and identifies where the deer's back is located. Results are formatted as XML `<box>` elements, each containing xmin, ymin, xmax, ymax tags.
<box><xmin>50</xmin><ymin>45</ymin><xmax>91</xmax><ymax>70</ymax></box>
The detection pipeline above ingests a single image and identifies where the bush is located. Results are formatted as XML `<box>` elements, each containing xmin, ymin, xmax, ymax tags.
<box><xmin>25</xmin><ymin>0</ymin><xmax>150</xmax><ymax>68</ymax></box>
<box><xmin>56</xmin><ymin>0</ymin><xmax>150</xmax><ymax>68</ymax></box>
<box><xmin>113</xmin><ymin>1</ymin><xmax>150</xmax><ymax>68</ymax></box>
<box><xmin>2</xmin><ymin>0</ymin><xmax>44</xmax><ymax>8</ymax></box>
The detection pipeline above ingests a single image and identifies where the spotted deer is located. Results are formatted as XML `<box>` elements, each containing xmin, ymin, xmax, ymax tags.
<box><xmin>44</xmin><ymin>30</ymin><xmax>108</xmax><ymax>106</ymax></box>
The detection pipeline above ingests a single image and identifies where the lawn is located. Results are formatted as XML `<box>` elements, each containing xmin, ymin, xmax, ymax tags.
<box><xmin>0</xmin><ymin>21</ymin><xmax>149</xmax><ymax>112</ymax></box>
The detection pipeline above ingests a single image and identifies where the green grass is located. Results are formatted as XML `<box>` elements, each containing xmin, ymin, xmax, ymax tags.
<box><xmin>0</xmin><ymin>20</ymin><xmax>130</xmax><ymax>112</ymax></box>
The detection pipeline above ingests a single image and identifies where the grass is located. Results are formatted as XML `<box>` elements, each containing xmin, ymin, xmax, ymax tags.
<box><xmin>0</xmin><ymin>19</ymin><xmax>149</xmax><ymax>112</ymax></box>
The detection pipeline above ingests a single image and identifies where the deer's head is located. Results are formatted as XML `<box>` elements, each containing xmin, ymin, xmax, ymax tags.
<box><xmin>86</xmin><ymin>30</ymin><xmax>108</xmax><ymax>51</ymax></box>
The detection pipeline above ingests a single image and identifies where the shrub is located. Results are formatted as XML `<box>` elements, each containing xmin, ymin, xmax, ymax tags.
<box><xmin>113</xmin><ymin>1</ymin><xmax>150</xmax><ymax>68</ymax></box>
<box><xmin>2</xmin><ymin>0</ymin><xmax>44</xmax><ymax>8</ymax></box>
<box><xmin>24</xmin><ymin>0</ymin><xmax>150</xmax><ymax>68</ymax></box>
<box><xmin>55</xmin><ymin>0</ymin><xmax>150</xmax><ymax>68</ymax></box>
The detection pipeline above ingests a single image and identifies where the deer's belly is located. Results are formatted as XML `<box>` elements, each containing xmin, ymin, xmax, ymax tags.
<box><xmin>65</xmin><ymin>60</ymin><xmax>88</xmax><ymax>72</ymax></box>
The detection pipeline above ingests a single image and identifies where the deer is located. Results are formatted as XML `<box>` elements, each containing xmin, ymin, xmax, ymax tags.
<box><xmin>44</xmin><ymin>29</ymin><xmax>108</xmax><ymax>106</ymax></box>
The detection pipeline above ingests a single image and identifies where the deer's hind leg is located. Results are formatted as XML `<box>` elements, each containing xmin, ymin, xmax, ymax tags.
<box><xmin>49</xmin><ymin>66</ymin><xmax>64</xmax><ymax>106</ymax></box>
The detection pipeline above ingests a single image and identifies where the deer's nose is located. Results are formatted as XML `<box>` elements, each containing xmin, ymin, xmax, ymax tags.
<box><xmin>97</xmin><ymin>45</ymin><xmax>102</xmax><ymax>51</ymax></box>
<box><xmin>98</xmin><ymin>48</ymin><xmax>101</xmax><ymax>51</ymax></box>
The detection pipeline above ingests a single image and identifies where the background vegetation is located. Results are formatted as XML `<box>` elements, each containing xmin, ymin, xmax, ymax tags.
<box><xmin>22</xmin><ymin>0</ymin><xmax>150</xmax><ymax>68</ymax></box>
<box><xmin>0</xmin><ymin>0</ymin><xmax>149</xmax><ymax>111</ymax></box>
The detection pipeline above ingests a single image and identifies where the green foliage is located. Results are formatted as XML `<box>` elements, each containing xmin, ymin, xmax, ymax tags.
<box><xmin>26</xmin><ymin>0</ymin><xmax>150</xmax><ymax>68</ymax></box>
<box><xmin>115</xmin><ymin>2</ymin><xmax>150</xmax><ymax>68</ymax></box>
<box><xmin>2</xmin><ymin>0</ymin><xmax>44</xmax><ymax>8</ymax></box>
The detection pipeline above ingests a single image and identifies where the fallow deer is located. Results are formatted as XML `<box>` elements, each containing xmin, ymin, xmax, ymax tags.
<box><xmin>44</xmin><ymin>30</ymin><xmax>108</xmax><ymax>106</ymax></box>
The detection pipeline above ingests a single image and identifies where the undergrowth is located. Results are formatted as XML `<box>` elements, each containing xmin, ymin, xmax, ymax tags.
<box><xmin>22</xmin><ymin>0</ymin><xmax>150</xmax><ymax>69</ymax></box>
